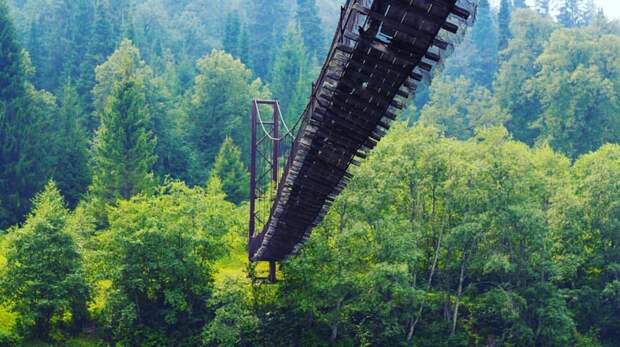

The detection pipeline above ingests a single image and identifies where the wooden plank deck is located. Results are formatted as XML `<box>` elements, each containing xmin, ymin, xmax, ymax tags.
<box><xmin>250</xmin><ymin>0</ymin><xmax>478</xmax><ymax>261</ymax></box>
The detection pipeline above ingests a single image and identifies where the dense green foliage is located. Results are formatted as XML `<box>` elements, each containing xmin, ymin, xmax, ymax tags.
<box><xmin>89</xmin><ymin>40</ymin><xmax>157</xmax><ymax>204</ymax></box>
<box><xmin>211</xmin><ymin>138</ymin><xmax>249</xmax><ymax>205</ymax></box>
<box><xmin>95</xmin><ymin>182</ymin><xmax>234</xmax><ymax>345</ymax></box>
<box><xmin>1</xmin><ymin>182</ymin><xmax>88</xmax><ymax>342</ymax></box>
<box><xmin>0</xmin><ymin>0</ymin><xmax>53</xmax><ymax>229</ymax></box>
<box><xmin>0</xmin><ymin>0</ymin><xmax>619</xmax><ymax>345</ymax></box>
<box><xmin>187</xmin><ymin>50</ymin><xmax>269</xmax><ymax>180</ymax></box>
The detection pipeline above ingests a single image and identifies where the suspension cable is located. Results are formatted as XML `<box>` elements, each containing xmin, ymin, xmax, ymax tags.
<box><xmin>255</xmin><ymin>102</ymin><xmax>300</xmax><ymax>141</ymax></box>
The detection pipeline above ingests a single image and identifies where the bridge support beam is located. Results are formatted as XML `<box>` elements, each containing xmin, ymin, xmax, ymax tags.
<box><xmin>269</xmin><ymin>261</ymin><xmax>277</xmax><ymax>283</ymax></box>
<box><xmin>249</xmin><ymin>99</ymin><xmax>286</xmax><ymax>280</ymax></box>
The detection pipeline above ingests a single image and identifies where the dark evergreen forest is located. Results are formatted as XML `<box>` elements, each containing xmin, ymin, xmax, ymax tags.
<box><xmin>0</xmin><ymin>0</ymin><xmax>619</xmax><ymax>346</ymax></box>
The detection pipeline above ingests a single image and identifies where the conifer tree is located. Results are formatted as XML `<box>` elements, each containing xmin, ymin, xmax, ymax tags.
<box><xmin>92</xmin><ymin>39</ymin><xmax>152</xmax><ymax>117</ymax></box>
<box><xmin>248</xmin><ymin>0</ymin><xmax>288</xmax><ymax>79</ymax></box>
<box><xmin>288</xmin><ymin>63</ymin><xmax>313</xmax><ymax>124</ymax></box>
<box><xmin>23</xmin><ymin>0</ymin><xmax>95</xmax><ymax>92</ymax></box>
<box><xmin>512</xmin><ymin>0</ymin><xmax>527</xmax><ymax>8</ymax></box>
<box><xmin>296</xmin><ymin>0</ymin><xmax>325</xmax><ymax>60</ymax></box>
<box><xmin>0</xmin><ymin>0</ymin><xmax>52</xmax><ymax>228</ymax></box>
<box><xmin>53</xmin><ymin>83</ymin><xmax>91</xmax><ymax>207</ymax></box>
<box><xmin>0</xmin><ymin>182</ymin><xmax>89</xmax><ymax>340</ymax></box>
<box><xmin>498</xmin><ymin>0</ymin><xmax>512</xmax><ymax>51</ymax></box>
<box><xmin>78</xmin><ymin>1</ymin><xmax>115</xmax><ymax>125</ymax></box>
<box><xmin>239</xmin><ymin>23</ymin><xmax>250</xmax><ymax>66</ymax></box>
<box><xmin>62</xmin><ymin>0</ymin><xmax>96</xmax><ymax>82</ymax></box>
<box><xmin>90</xmin><ymin>69</ymin><xmax>157</xmax><ymax>203</ymax></box>
<box><xmin>580</xmin><ymin>0</ymin><xmax>597</xmax><ymax>26</ymax></box>
<box><xmin>444</xmin><ymin>0</ymin><xmax>498</xmax><ymax>87</ymax></box>
<box><xmin>223</xmin><ymin>11</ymin><xmax>241</xmax><ymax>58</ymax></box>
<box><xmin>270</xmin><ymin>25</ymin><xmax>308</xmax><ymax>121</ymax></box>
<box><xmin>558</xmin><ymin>0</ymin><xmax>581</xmax><ymax>27</ymax></box>
<box><xmin>93</xmin><ymin>39</ymin><xmax>190</xmax><ymax>183</ymax></box>
<box><xmin>468</xmin><ymin>0</ymin><xmax>498</xmax><ymax>87</ymax></box>
<box><xmin>0</xmin><ymin>0</ymin><xmax>25</xmax><ymax>101</ymax></box>
<box><xmin>210</xmin><ymin>137</ymin><xmax>249</xmax><ymax>204</ymax></box>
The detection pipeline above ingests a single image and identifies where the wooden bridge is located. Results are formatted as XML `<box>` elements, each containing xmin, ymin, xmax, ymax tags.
<box><xmin>248</xmin><ymin>0</ymin><xmax>478</xmax><ymax>267</ymax></box>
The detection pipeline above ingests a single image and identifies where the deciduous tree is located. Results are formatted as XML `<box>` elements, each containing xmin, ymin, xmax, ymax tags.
<box><xmin>188</xmin><ymin>50</ymin><xmax>269</xmax><ymax>180</ymax></box>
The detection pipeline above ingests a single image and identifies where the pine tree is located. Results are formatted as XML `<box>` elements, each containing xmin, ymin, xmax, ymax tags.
<box><xmin>557</xmin><ymin>0</ymin><xmax>581</xmax><ymax>27</ymax></box>
<box><xmin>77</xmin><ymin>1</ymin><xmax>115</xmax><ymax>126</ymax></box>
<box><xmin>0</xmin><ymin>0</ymin><xmax>52</xmax><ymax>228</ymax></box>
<box><xmin>248</xmin><ymin>0</ymin><xmax>288</xmax><ymax>79</ymax></box>
<box><xmin>239</xmin><ymin>23</ymin><xmax>250</xmax><ymax>66</ymax></box>
<box><xmin>444</xmin><ymin>0</ymin><xmax>498</xmax><ymax>87</ymax></box>
<box><xmin>580</xmin><ymin>0</ymin><xmax>597</xmax><ymax>26</ymax></box>
<box><xmin>0</xmin><ymin>182</ymin><xmax>89</xmax><ymax>340</ymax></box>
<box><xmin>23</xmin><ymin>0</ymin><xmax>96</xmax><ymax>92</ymax></box>
<box><xmin>296</xmin><ymin>0</ymin><xmax>325</xmax><ymax>60</ymax></box>
<box><xmin>27</xmin><ymin>12</ymin><xmax>48</xmax><ymax>89</ymax></box>
<box><xmin>270</xmin><ymin>25</ymin><xmax>308</xmax><ymax>121</ymax></box>
<box><xmin>498</xmin><ymin>0</ymin><xmax>512</xmax><ymax>51</ymax></box>
<box><xmin>62</xmin><ymin>0</ymin><xmax>96</xmax><ymax>82</ymax></box>
<box><xmin>90</xmin><ymin>69</ymin><xmax>157</xmax><ymax>203</ymax></box>
<box><xmin>289</xmin><ymin>62</ymin><xmax>312</xmax><ymax>124</ymax></box>
<box><xmin>0</xmin><ymin>0</ymin><xmax>25</xmax><ymax>101</ymax></box>
<box><xmin>210</xmin><ymin>137</ymin><xmax>249</xmax><ymax>204</ymax></box>
<box><xmin>223</xmin><ymin>11</ymin><xmax>241</xmax><ymax>58</ymax></box>
<box><xmin>468</xmin><ymin>0</ymin><xmax>498</xmax><ymax>87</ymax></box>
<box><xmin>53</xmin><ymin>83</ymin><xmax>91</xmax><ymax>207</ymax></box>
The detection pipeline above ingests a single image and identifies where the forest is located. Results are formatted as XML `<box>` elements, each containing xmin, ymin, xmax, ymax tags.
<box><xmin>0</xmin><ymin>0</ymin><xmax>618</xmax><ymax>346</ymax></box>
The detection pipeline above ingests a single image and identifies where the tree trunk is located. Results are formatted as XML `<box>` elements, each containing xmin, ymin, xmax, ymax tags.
<box><xmin>330</xmin><ymin>298</ymin><xmax>343</xmax><ymax>342</ymax></box>
<box><xmin>451</xmin><ymin>253</ymin><xmax>467</xmax><ymax>336</ymax></box>
<box><xmin>407</xmin><ymin>224</ymin><xmax>443</xmax><ymax>342</ymax></box>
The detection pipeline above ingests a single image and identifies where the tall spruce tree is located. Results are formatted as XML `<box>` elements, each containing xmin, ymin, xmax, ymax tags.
<box><xmin>270</xmin><ymin>25</ymin><xmax>308</xmax><ymax>121</ymax></box>
<box><xmin>223</xmin><ymin>11</ymin><xmax>241</xmax><ymax>58</ymax></box>
<box><xmin>557</xmin><ymin>0</ymin><xmax>581</xmax><ymax>27</ymax></box>
<box><xmin>0</xmin><ymin>0</ymin><xmax>52</xmax><ymax>228</ymax></box>
<box><xmin>77</xmin><ymin>1</ymin><xmax>115</xmax><ymax>126</ymax></box>
<box><xmin>0</xmin><ymin>0</ymin><xmax>24</xmax><ymax>101</ymax></box>
<box><xmin>580</xmin><ymin>0</ymin><xmax>597</xmax><ymax>26</ymax></box>
<box><xmin>92</xmin><ymin>39</ymin><xmax>191</xmax><ymax>183</ymax></box>
<box><xmin>53</xmin><ymin>83</ymin><xmax>90</xmax><ymax>207</ymax></box>
<box><xmin>62</xmin><ymin>0</ymin><xmax>95</xmax><ymax>82</ymax></box>
<box><xmin>288</xmin><ymin>62</ymin><xmax>313</xmax><ymax>124</ymax></box>
<box><xmin>296</xmin><ymin>0</ymin><xmax>325</xmax><ymax>60</ymax></box>
<box><xmin>468</xmin><ymin>0</ymin><xmax>497</xmax><ymax>87</ymax></box>
<box><xmin>29</xmin><ymin>0</ymin><xmax>95</xmax><ymax>92</ymax></box>
<box><xmin>444</xmin><ymin>0</ymin><xmax>498</xmax><ymax>88</ymax></box>
<box><xmin>239</xmin><ymin>23</ymin><xmax>250</xmax><ymax>66</ymax></box>
<box><xmin>90</xmin><ymin>67</ymin><xmax>157</xmax><ymax>203</ymax></box>
<box><xmin>498</xmin><ymin>0</ymin><xmax>512</xmax><ymax>52</ymax></box>
<box><xmin>210</xmin><ymin>137</ymin><xmax>249</xmax><ymax>204</ymax></box>
<box><xmin>249</xmin><ymin>0</ymin><xmax>287</xmax><ymax>79</ymax></box>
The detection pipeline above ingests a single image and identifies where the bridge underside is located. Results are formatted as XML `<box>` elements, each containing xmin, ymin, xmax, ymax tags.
<box><xmin>250</xmin><ymin>0</ymin><xmax>477</xmax><ymax>261</ymax></box>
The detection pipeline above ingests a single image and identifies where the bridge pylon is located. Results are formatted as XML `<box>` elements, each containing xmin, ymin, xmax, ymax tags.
<box><xmin>248</xmin><ymin>99</ymin><xmax>295</xmax><ymax>282</ymax></box>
